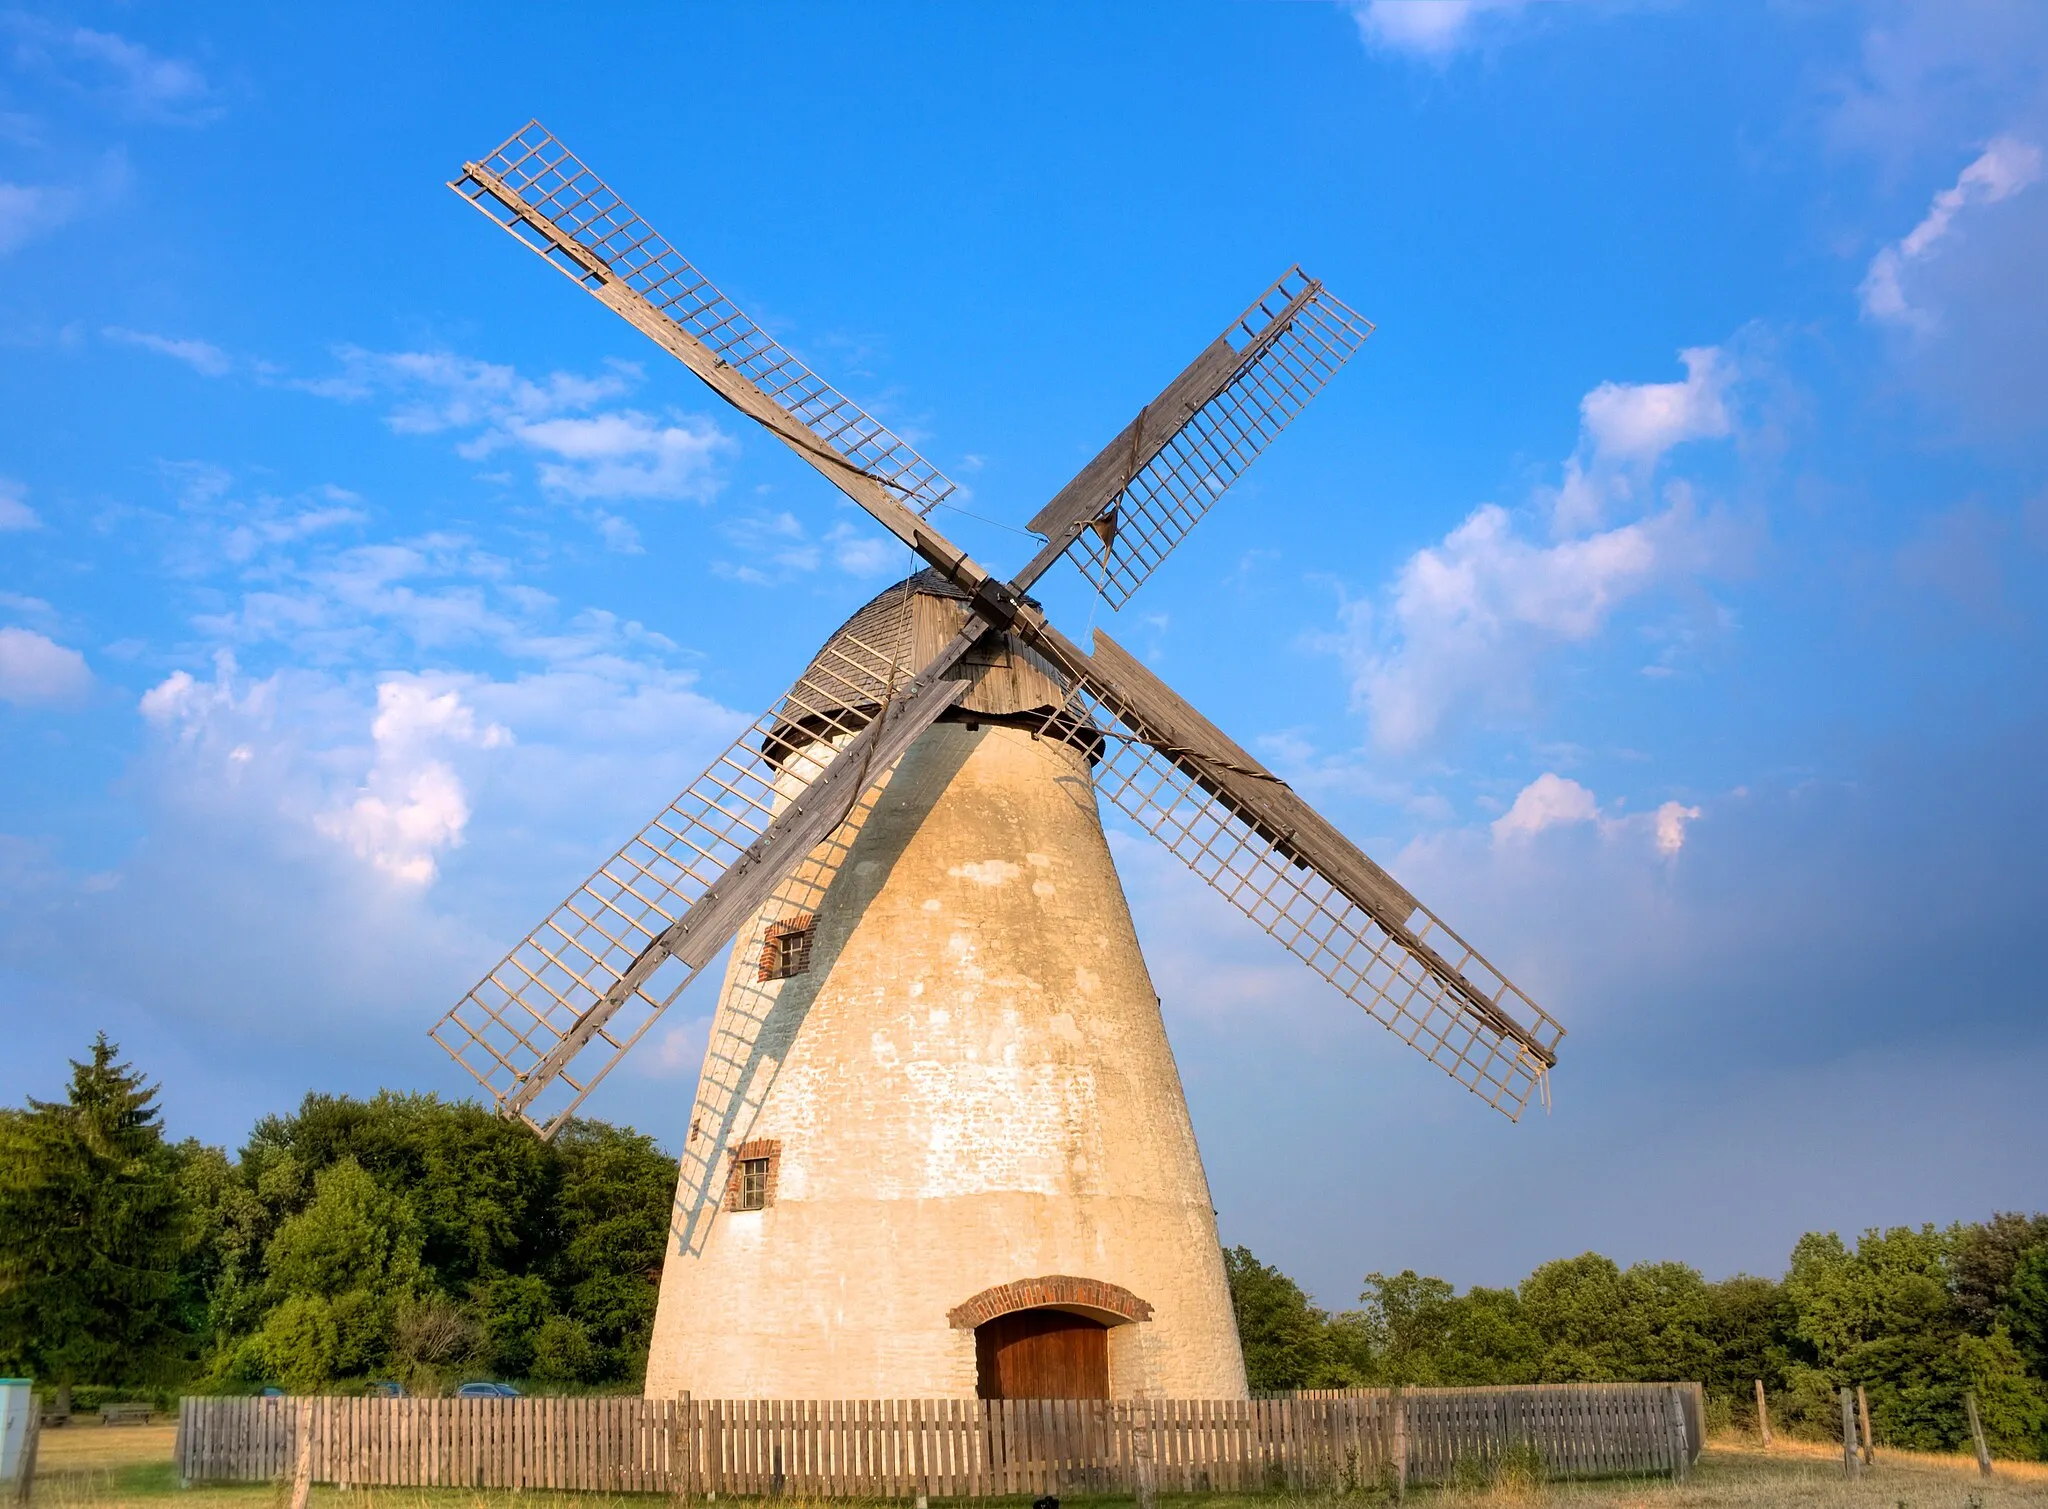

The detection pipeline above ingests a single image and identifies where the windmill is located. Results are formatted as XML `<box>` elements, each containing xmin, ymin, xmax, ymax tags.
<box><xmin>432</xmin><ymin>122</ymin><xmax>1565</xmax><ymax>1402</ymax></box>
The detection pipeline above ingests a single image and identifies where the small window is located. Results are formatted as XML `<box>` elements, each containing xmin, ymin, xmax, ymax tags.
<box><xmin>759</xmin><ymin>916</ymin><xmax>816</xmax><ymax>982</ymax></box>
<box><xmin>735</xmin><ymin>1157</ymin><xmax>769</xmax><ymax>1212</ymax></box>
<box><xmin>724</xmin><ymin>1139</ymin><xmax>780</xmax><ymax>1212</ymax></box>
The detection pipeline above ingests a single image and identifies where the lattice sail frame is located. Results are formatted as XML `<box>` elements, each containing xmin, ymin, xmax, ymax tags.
<box><xmin>1033</xmin><ymin>680</ymin><xmax>1564</xmax><ymax>1119</ymax></box>
<box><xmin>430</xmin><ymin>627</ymin><xmax>920</xmax><ymax>1136</ymax></box>
<box><xmin>1072</xmin><ymin>270</ymin><xmax>1374</xmax><ymax>609</ymax></box>
<box><xmin>452</xmin><ymin>121</ymin><xmax>958</xmax><ymax>517</ymax></box>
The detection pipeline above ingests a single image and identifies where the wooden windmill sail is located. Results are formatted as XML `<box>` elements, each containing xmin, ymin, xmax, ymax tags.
<box><xmin>432</xmin><ymin>122</ymin><xmax>1565</xmax><ymax>1401</ymax></box>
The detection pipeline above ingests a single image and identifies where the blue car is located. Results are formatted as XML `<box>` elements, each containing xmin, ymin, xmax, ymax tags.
<box><xmin>455</xmin><ymin>1382</ymin><xmax>521</xmax><ymax>1398</ymax></box>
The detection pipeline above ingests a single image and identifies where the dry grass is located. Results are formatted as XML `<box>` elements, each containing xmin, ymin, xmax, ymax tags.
<box><xmin>18</xmin><ymin>1424</ymin><xmax>2048</xmax><ymax>1508</ymax></box>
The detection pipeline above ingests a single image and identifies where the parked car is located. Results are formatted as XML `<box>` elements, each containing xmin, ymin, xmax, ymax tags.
<box><xmin>258</xmin><ymin>1387</ymin><xmax>286</xmax><ymax>1398</ymax></box>
<box><xmin>455</xmin><ymin>1382</ymin><xmax>521</xmax><ymax>1398</ymax></box>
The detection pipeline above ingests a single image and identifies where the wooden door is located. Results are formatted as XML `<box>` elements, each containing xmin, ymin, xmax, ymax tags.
<box><xmin>974</xmin><ymin>1308</ymin><xmax>1110</xmax><ymax>1399</ymax></box>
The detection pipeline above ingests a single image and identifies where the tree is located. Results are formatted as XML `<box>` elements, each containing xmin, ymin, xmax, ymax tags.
<box><xmin>0</xmin><ymin>1035</ymin><xmax>189</xmax><ymax>1404</ymax></box>
<box><xmin>1223</xmin><ymin>1246</ymin><xmax>1365</xmax><ymax>1391</ymax></box>
<box><xmin>1358</xmin><ymin>1270</ymin><xmax>1457</xmax><ymax>1384</ymax></box>
<box><xmin>2004</xmin><ymin>1246</ymin><xmax>2048</xmax><ymax>1382</ymax></box>
<box><xmin>1954</xmin><ymin>1214</ymin><xmax>2048</xmax><ymax>1333</ymax></box>
<box><xmin>1781</xmin><ymin>1223</ymin><xmax>2048</xmax><ymax>1454</ymax></box>
<box><xmin>1433</xmin><ymin>1286</ymin><xmax>1542</xmax><ymax>1385</ymax></box>
<box><xmin>547</xmin><ymin>1119</ymin><xmax>676</xmax><ymax>1380</ymax></box>
<box><xmin>474</xmin><ymin>1274</ymin><xmax>553</xmax><ymax>1380</ymax></box>
<box><xmin>1702</xmin><ymin>1274</ymin><xmax>1798</xmax><ymax>1421</ymax></box>
<box><xmin>243</xmin><ymin>1092</ymin><xmax>553</xmax><ymax>1295</ymax></box>
<box><xmin>265</xmin><ymin>1158</ymin><xmax>422</xmax><ymax>1300</ymax></box>
<box><xmin>1521</xmin><ymin>1253</ymin><xmax>1639</xmax><ymax>1380</ymax></box>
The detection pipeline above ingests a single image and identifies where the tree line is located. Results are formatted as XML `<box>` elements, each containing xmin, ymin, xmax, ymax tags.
<box><xmin>1226</xmin><ymin>1220</ymin><xmax>2048</xmax><ymax>1459</ymax></box>
<box><xmin>0</xmin><ymin>1036</ymin><xmax>677</xmax><ymax>1403</ymax></box>
<box><xmin>4</xmin><ymin>1034</ymin><xmax>2045</xmax><ymax>1464</ymax></box>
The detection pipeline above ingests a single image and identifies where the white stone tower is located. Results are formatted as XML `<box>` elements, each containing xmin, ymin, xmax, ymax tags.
<box><xmin>643</xmin><ymin>574</ymin><xmax>1247</xmax><ymax>1402</ymax></box>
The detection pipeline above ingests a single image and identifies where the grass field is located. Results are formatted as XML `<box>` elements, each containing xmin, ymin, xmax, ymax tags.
<box><xmin>20</xmin><ymin>1423</ymin><xmax>2048</xmax><ymax>1508</ymax></box>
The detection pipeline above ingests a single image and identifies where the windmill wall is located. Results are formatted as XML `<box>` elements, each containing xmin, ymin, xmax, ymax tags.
<box><xmin>643</xmin><ymin>688</ymin><xmax>1247</xmax><ymax>1400</ymax></box>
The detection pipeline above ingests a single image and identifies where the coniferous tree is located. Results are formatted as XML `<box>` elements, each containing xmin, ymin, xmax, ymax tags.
<box><xmin>0</xmin><ymin>1035</ymin><xmax>189</xmax><ymax>1406</ymax></box>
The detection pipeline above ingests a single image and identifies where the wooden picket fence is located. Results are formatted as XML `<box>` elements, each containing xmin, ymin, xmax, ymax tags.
<box><xmin>177</xmin><ymin>1384</ymin><xmax>1698</xmax><ymax>1495</ymax></box>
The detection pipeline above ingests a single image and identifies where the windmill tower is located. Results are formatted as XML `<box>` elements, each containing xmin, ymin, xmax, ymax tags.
<box><xmin>433</xmin><ymin>123</ymin><xmax>1566</xmax><ymax>1403</ymax></box>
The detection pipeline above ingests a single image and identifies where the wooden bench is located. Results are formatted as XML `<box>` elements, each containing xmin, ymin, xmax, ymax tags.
<box><xmin>100</xmin><ymin>1403</ymin><xmax>154</xmax><ymax>1426</ymax></box>
<box><xmin>38</xmin><ymin>1409</ymin><xmax>71</xmax><ymax>1428</ymax></box>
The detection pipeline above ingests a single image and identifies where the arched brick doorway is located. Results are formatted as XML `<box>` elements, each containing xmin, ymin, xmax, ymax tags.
<box><xmin>949</xmin><ymin>1275</ymin><xmax>1153</xmax><ymax>1400</ymax></box>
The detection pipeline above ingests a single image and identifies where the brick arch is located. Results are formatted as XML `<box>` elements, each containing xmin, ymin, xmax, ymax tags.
<box><xmin>947</xmin><ymin>1275</ymin><xmax>1154</xmax><ymax>1329</ymax></box>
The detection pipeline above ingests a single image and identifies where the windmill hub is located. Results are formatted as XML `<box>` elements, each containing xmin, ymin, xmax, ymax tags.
<box><xmin>433</xmin><ymin>122</ymin><xmax>1566</xmax><ymax>1402</ymax></box>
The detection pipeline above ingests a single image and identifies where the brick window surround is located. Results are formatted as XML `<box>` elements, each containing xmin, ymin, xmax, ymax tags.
<box><xmin>758</xmin><ymin>915</ymin><xmax>817</xmax><ymax>982</ymax></box>
<box><xmin>723</xmin><ymin>1139</ymin><xmax>782</xmax><ymax>1212</ymax></box>
<box><xmin>947</xmin><ymin>1275</ymin><xmax>1154</xmax><ymax>1329</ymax></box>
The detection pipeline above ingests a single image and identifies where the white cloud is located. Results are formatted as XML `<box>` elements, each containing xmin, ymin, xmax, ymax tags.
<box><xmin>65</xmin><ymin>27</ymin><xmax>214</xmax><ymax>120</ymax></box>
<box><xmin>7</xmin><ymin>20</ymin><xmax>215</xmax><ymax>123</ymax></box>
<box><xmin>714</xmin><ymin>509</ymin><xmax>905</xmax><ymax>585</ymax></box>
<box><xmin>1334</xmin><ymin>348</ymin><xmax>1742</xmax><ymax>752</ymax></box>
<box><xmin>1653</xmin><ymin>801</ymin><xmax>1701</xmax><ymax>857</ymax></box>
<box><xmin>828</xmin><ymin>520</ymin><xmax>903</xmax><ymax>578</ymax></box>
<box><xmin>105</xmin><ymin>326</ymin><xmax>231</xmax><ymax>376</ymax></box>
<box><xmin>0</xmin><ymin>479</ymin><xmax>38</xmax><ymax>531</ymax></box>
<box><xmin>1554</xmin><ymin>347</ymin><xmax>1734</xmax><ymax>534</ymax></box>
<box><xmin>1492</xmin><ymin>773</ymin><xmax>1599</xmax><ymax>841</ymax></box>
<box><xmin>307</xmin><ymin>347</ymin><xmax>733</xmax><ymax>507</ymax></box>
<box><xmin>0</xmin><ymin>147</ymin><xmax>130</xmax><ymax>257</ymax></box>
<box><xmin>315</xmin><ymin>680</ymin><xmax>509</xmax><ymax>886</ymax></box>
<box><xmin>1490</xmin><ymin>772</ymin><xmax>1703</xmax><ymax>858</ymax></box>
<box><xmin>0</xmin><ymin>627</ymin><xmax>92</xmax><ymax>705</ymax></box>
<box><xmin>514</xmin><ymin>411</ymin><xmax>728</xmax><ymax>502</ymax></box>
<box><xmin>1338</xmin><ymin>490</ymin><xmax>1721</xmax><ymax>752</ymax></box>
<box><xmin>0</xmin><ymin>179</ymin><xmax>84</xmax><ymax>255</ymax></box>
<box><xmin>1860</xmin><ymin>137</ymin><xmax>2043</xmax><ymax>331</ymax></box>
<box><xmin>1348</xmin><ymin>0</ymin><xmax>1527</xmax><ymax>59</ymax></box>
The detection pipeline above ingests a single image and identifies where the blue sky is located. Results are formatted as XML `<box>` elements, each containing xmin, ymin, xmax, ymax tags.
<box><xmin>3</xmin><ymin>1</ymin><xmax>2046</xmax><ymax>1309</ymax></box>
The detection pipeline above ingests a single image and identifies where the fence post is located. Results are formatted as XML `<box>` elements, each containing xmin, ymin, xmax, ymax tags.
<box><xmin>1389</xmin><ymin>1386</ymin><xmax>1406</xmax><ymax>1501</ymax></box>
<box><xmin>1666</xmin><ymin>1387</ymin><xmax>1689</xmax><ymax>1483</ymax></box>
<box><xmin>1839</xmin><ymin>1389</ymin><xmax>1859</xmax><ymax>1477</ymax></box>
<box><xmin>289</xmin><ymin>1399</ymin><xmax>314</xmax><ymax>1509</ymax></box>
<box><xmin>1133</xmin><ymin>1398</ymin><xmax>1156</xmax><ymax>1509</ymax></box>
<box><xmin>1964</xmin><ymin>1392</ymin><xmax>1993</xmax><ymax>1478</ymax></box>
<box><xmin>1754</xmin><ymin>1379</ymin><xmax>1771</xmax><ymax>1447</ymax></box>
<box><xmin>1856</xmin><ymin>1385</ymin><xmax>1874</xmax><ymax>1466</ymax></box>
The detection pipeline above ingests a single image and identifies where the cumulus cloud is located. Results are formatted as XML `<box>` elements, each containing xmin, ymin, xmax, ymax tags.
<box><xmin>307</xmin><ymin>347</ymin><xmax>733</xmax><ymax>507</ymax></box>
<box><xmin>0</xmin><ymin>627</ymin><xmax>92</xmax><ymax>705</ymax></box>
<box><xmin>315</xmin><ymin>681</ymin><xmax>509</xmax><ymax>885</ymax></box>
<box><xmin>0</xmin><ymin>479</ymin><xmax>38</xmax><ymax>531</ymax></box>
<box><xmin>1489</xmin><ymin>772</ymin><xmax>1703</xmax><ymax>858</ymax></box>
<box><xmin>1653</xmin><ymin>801</ymin><xmax>1701</xmax><ymax>857</ymax></box>
<box><xmin>1491</xmin><ymin>773</ymin><xmax>1599</xmax><ymax>841</ymax></box>
<box><xmin>514</xmin><ymin>411</ymin><xmax>728</xmax><ymax>502</ymax></box>
<box><xmin>1334</xmin><ymin>349</ymin><xmax>1742</xmax><ymax>752</ymax></box>
<box><xmin>1348</xmin><ymin>0</ymin><xmax>1527</xmax><ymax>59</ymax></box>
<box><xmin>1554</xmin><ymin>347</ymin><xmax>1734</xmax><ymax>534</ymax></box>
<box><xmin>1861</xmin><ymin>137</ymin><xmax>2042</xmax><ymax>331</ymax></box>
<box><xmin>105</xmin><ymin>326</ymin><xmax>232</xmax><ymax>376</ymax></box>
